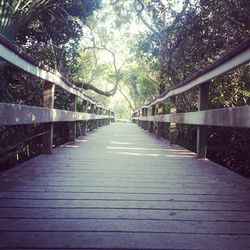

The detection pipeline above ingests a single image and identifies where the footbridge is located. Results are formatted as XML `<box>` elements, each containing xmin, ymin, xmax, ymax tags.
<box><xmin>0</xmin><ymin>34</ymin><xmax>250</xmax><ymax>249</ymax></box>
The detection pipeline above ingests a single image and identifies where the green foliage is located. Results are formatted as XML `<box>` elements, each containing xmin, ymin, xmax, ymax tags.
<box><xmin>132</xmin><ymin>0</ymin><xmax>250</xmax><ymax>97</ymax></box>
<box><xmin>128</xmin><ymin>0</ymin><xmax>250</xmax><ymax>176</ymax></box>
<box><xmin>0</xmin><ymin>0</ymin><xmax>101</xmax><ymax>40</ymax></box>
<box><xmin>208</xmin><ymin>127</ymin><xmax>250</xmax><ymax>177</ymax></box>
<box><xmin>0</xmin><ymin>0</ymin><xmax>101</xmax><ymax>169</ymax></box>
<box><xmin>209</xmin><ymin>65</ymin><xmax>250</xmax><ymax>108</ymax></box>
<box><xmin>123</xmin><ymin>65</ymin><xmax>158</xmax><ymax>107</ymax></box>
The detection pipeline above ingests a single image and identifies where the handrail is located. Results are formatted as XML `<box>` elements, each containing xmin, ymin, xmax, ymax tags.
<box><xmin>133</xmin><ymin>38</ymin><xmax>250</xmax><ymax>113</ymax></box>
<box><xmin>0</xmin><ymin>34</ymin><xmax>115</xmax><ymax>154</ymax></box>
<box><xmin>0</xmin><ymin>34</ymin><xmax>107</xmax><ymax>110</ymax></box>
<box><xmin>132</xmin><ymin>39</ymin><xmax>250</xmax><ymax>159</ymax></box>
<box><xmin>0</xmin><ymin>103</ymin><xmax>114</xmax><ymax>126</ymax></box>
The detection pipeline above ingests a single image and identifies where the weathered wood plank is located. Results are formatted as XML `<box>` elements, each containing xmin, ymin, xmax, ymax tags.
<box><xmin>0</xmin><ymin>103</ymin><xmax>113</xmax><ymax>125</ymax></box>
<box><xmin>1</xmin><ymin>218</ymin><xmax>250</xmax><ymax>234</ymax></box>
<box><xmin>132</xmin><ymin>105</ymin><xmax>250</xmax><ymax>128</ymax></box>
<box><xmin>0</xmin><ymin>232</ymin><xmax>249</xmax><ymax>249</ymax></box>
<box><xmin>1</xmin><ymin>191</ymin><xmax>249</xmax><ymax>202</ymax></box>
<box><xmin>1</xmin><ymin>207</ymin><xmax>250</xmax><ymax>222</ymax></box>
<box><xmin>0</xmin><ymin>123</ymin><xmax>249</xmax><ymax>249</ymax></box>
<box><xmin>1</xmin><ymin>198</ymin><xmax>249</xmax><ymax>210</ymax></box>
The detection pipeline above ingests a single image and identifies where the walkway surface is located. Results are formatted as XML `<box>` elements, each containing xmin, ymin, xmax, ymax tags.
<box><xmin>0</xmin><ymin>123</ymin><xmax>250</xmax><ymax>249</ymax></box>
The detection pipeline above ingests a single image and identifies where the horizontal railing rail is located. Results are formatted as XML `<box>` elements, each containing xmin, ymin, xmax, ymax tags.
<box><xmin>0</xmin><ymin>34</ymin><xmax>115</xmax><ymax>154</ymax></box>
<box><xmin>0</xmin><ymin>34</ymin><xmax>106</xmax><ymax>108</ymax></box>
<box><xmin>132</xmin><ymin>38</ymin><xmax>250</xmax><ymax>158</ymax></box>
<box><xmin>0</xmin><ymin>103</ymin><xmax>113</xmax><ymax>125</ymax></box>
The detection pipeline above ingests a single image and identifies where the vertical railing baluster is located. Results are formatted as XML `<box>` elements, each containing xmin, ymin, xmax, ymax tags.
<box><xmin>197</xmin><ymin>81</ymin><xmax>209</xmax><ymax>158</ymax></box>
<box><xmin>149</xmin><ymin>105</ymin><xmax>155</xmax><ymax>133</ymax></box>
<box><xmin>82</xmin><ymin>100</ymin><xmax>88</xmax><ymax>135</ymax></box>
<box><xmin>170</xmin><ymin>96</ymin><xmax>177</xmax><ymax>144</ymax></box>
<box><xmin>156</xmin><ymin>102</ymin><xmax>164</xmax><ymax>138</ymax></box>
<box><xmin>43</xmin><ymin>81</ymin><xmax>55</xmax><ymax>154</ymax></box>
<box><xmin>68</xmin><ymin>94</ymin><xmax>76</xmax><ymax>141</ymax></box>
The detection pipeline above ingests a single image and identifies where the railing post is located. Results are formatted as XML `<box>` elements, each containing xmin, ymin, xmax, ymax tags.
<box><xmin>68</xmin><ymin>94</ymin><xmax>76</xmax><ymax>141</ymax></box>
<box><xmin>170</xmin><ymin>96</ymin><xmax>177</xmax><ymax>144</ymax></box>
<box><xmin>197</xmin><ymin>82</ymin><xmax>209</xmax><ymax>158</ymax></box>
<box><xmin>144</xmin><ymin>108</ymin><xmax>148</xmax><ymax>130</ymax></box>
<box><xmin>141</xmin><ymin>108</ymin><xmax>145</xmax><ymax>129</ymax></box>
<box><xmin>105</xmin><ymin>109</ymin><xmax>109</xmax><ymax>125</ymax></box>
<box><xmin>149</xmin><ymin>105</ymin><xmax>155</xmax><ymax>133</ymax></box>
<box><xmin>81</xmin><ymin>100</ymin><xmax>88</xmax><ymax>135</ymax></box>
<box><xmin>94</xmin><ymin>105</ymin><xmax>98</xmax><ymax>129</ymax></box>
<box><xmin>88</xmin><ymin>104</ymin><xmax>94</xmax><ymax>131</ymax></box>
<box><xmin>138</xmin><ymin>110</ymin><xmax>141</xmax><ymax>128</ymax></box>
<box><xmin>99</xmin><ymin>108</ymin><xmax>105</xmax><ymax>127</ymax></box>
<box><xmin>43</xmin><ymin>82</ymin><xmax>55</xmax><ymax>154</ymax></box>
<box><xmin>99</xmin><ymin>107</ymin><xmax>102</xmax><ymax>127</ymax></box>
<box><xmin>156</xmin><ymin>102</ymin><xmax>164</xmax><ymax>138</ymax></box>
<box><xmin>100</xmin><ymin>108</ymin><xmax>103</xmax><ymax>127</ymax></box>
<box><xmin>107</xmin><ymin>110</ymin><xmax>110</xmax><ymax>124</ymax></box>
<box><xmin>96</xmin><ymin>107</ymin><xmax>100</xmax><ymax>128</ymax></box>
<box><xmin>92</xmin><ymin>104</ymin><xmax>97</xmax><ymax>130</ymax></box>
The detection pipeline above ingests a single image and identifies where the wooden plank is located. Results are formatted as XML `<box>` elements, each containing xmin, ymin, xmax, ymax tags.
<box><xmin>0</xmin><ymin>103</ymin><xmax>113</xmax><ymax>125</ymax></box>
<box><xmin>0</xmin><ymin>179</ymin><xmax>249</xmax><ymax>189</ymax></box>
<box><xmin>0</xmin><ymin>198</ymin><xmax>249</xmax><ymax>211</ymax></box>
<box><xmin>1</xmin><ymin>218</ymin><xmax>250</xmax><ymax>234</ymax></box>
<box><xmin>0</xmin><ymin>232</ymin><xmax>249</xmax><ymax>249</ymax></box>
<box><xmin>132</xmin><ymin>105</ymin><xmax>250</xmax><ymax>128</ymax></box>
<box><xmin>0</xmin><ymin>123</ymin><xmax>249</xmax><ymax>249</ymax></box>
<box><xmin>1</xmin><ymin>191</ymin><xmax>249</xmax><ymax>202</ymax></box>
<box><xmin>0</xmin><ymin>207</ymin><xmax>250</xmax><ymax>222</ymax></box>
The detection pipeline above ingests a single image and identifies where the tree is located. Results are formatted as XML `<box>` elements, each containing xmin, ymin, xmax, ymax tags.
<box><xmin>0</xmin><ymin>0</ymin><xmax>106</xmax><ymax>102</ymax></box>
<box><xmin>0</xmin><ymin>0</ymin><xmax>101</xmax><ymax>168</ymax></box>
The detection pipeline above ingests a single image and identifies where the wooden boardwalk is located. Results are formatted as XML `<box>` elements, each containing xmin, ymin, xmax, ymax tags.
<box><xmin>0</xmin><ymin>123</ymin><xmax>250</xmax><ymax>249</ymax></box>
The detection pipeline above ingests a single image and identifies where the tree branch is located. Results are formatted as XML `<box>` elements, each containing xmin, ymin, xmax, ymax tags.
<box><xmin>75</xmin><ymin>45</ymin><xmax>121</xmax><ymax>97</ymax></box>
<box><xmin>133</xmin><ymin>0</ymin><xmax>162</xmax><ymax>40</ymax></box>
<box><xmin>74</xmin><ymin>82</ymin><xmax>117</xmax><ymax>97</ymax></box>
<box><xmin>118</xmin><ymin>86</ymin><xmax>135</xmax><ymax>111</ymax></box>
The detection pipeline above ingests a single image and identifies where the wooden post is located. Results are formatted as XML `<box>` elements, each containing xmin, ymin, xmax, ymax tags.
<box><xmin>68</xmin><ymin>94</ymin><xmax>76</xmax><ymax>141</ymax></box>
<box><xmin>91</xmin><ymin>104</ymin><xmax>96</xmax><ymax>130</ymax></box>
<box><xmin>170</xmin><ymin>96</ymin><xmax>177</xmax><ymax>144</ymax></box>
<box><xmin>156</xmin><ymin>102</ymin><xmax>164</xmax><ymax>138</ymax></box>
<box><xmin>138</xmin><ymin>110</ymin><xmax>141</xmax><ymax>128</ymax></box>
<box><xmin>43</xmin><ymin>82</ymin><xmax>55</xmax><ymax>154</ymax></box>
<box><xmin>88</xmin><ymin>104</ymin><xmax>94</xmax><ymax>131</ymax></box>
<box><xmin>94</xmin><ymin>105</ymin><xmax>98</xmax><ymax>129</ymax></box>
<box><xmin>142</xmin><ymin>108</ymin><xmax>145</xmax><ymax>129</ymax></box>
<box><xmin>109</xmin><ymin>110</ymin><xmax>113</xmax><ymax>123</ymax></box>
<box><xmin>149</xmin><ymin>105</ymin><xmax>155</xmax><ymax>133</ymax></box>
<box><xmin>106</xmin><ymin>110</ymin><xmax>109</xmax><ymax>124</ymax></box>
<box><xmin>81</xmin><ymin>100</ymin><xmax>88</xmax><ymax>135</ymax></box>
<box><xmin>100</xmin><ymin>108</ymin><xmax>104</xmax><ymax>126</ymax></box>
<box><xmin>197</xmin><ymin>82</ymin><xmax>209</xmax><ymax>158</ymax></box>
<box><xmin>96</xmin><ymin>107</ymin><xmax>99</xmax><ymax>128</ymax></box>
<box><xmin>144</xmin><ymin>108</ymin><xmax>148</xmax><ymax>130</ymax></box>
<box><xmin>99</xmin><ymin>108</ymin><xmax>103</xmax><ymax>127</ymax></box>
